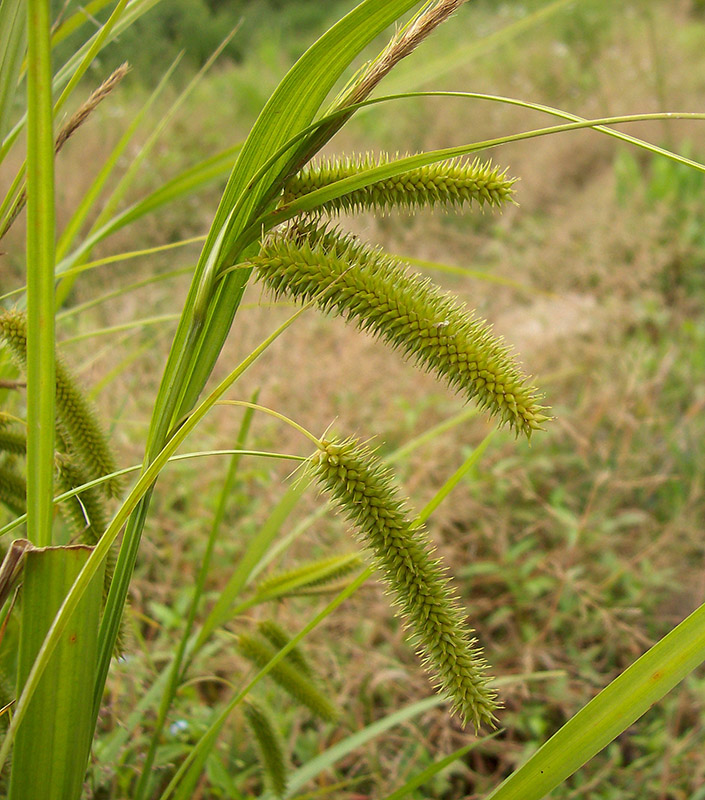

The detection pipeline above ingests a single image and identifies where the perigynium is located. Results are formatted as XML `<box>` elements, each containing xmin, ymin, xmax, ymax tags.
<box><xmin>311</xmin><ymin>435</ymin><xmax>497</xmax><ymax>729</ymax></box>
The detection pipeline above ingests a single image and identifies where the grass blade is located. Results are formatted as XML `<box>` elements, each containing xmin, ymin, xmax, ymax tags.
<box><xmin>381</xmin><ymin>742</ymin><xmax>481</xmax><ymax>800</ymax></box>
<box><xmin>485</xmin><ymin>600</ymin><xmax>705</xmax><ymax>800</ymax></box>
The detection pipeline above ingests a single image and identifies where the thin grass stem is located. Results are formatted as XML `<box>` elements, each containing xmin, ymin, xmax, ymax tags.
<box><xmin>24</xmin><ymin>0</ymin><xmax>55</xmax><ymax>547</ymax></box>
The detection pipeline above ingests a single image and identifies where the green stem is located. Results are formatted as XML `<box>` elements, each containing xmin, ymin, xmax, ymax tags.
<box><xmin>25</xmin><ymin>0</ymin><xmax>55</xmax><ymax>547</ymax></box>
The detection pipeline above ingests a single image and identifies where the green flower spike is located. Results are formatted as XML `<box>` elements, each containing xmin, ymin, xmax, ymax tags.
<box><xmin>250</xmin><ymin>225</ymin><xmax>548</xmax><ymax>438</ymax></box>
<box><xmin>0</xmin><ymin>309</ymin><xmax>121</xmax><ymax>497</ymax></box>
<box><xmin>0</xmin><ymin>465</ymin><xmax>26</xmax><ymax>517</ymax></box>
<box><xmin>281</xmin><ymin>154</ymin><xmax>516</xmax><ymax>216</ymax></box>
<box><xmin>236</xmin><ymin>633</ymin><xmax>338</xmax><ymax>723</ymax></box>
<box><xmin>311</xmin><ymin>436</ymin><xmax>497</xmax><ymax>730</ymax></box>
<box><xmin>54</xmin><ymin>453</ymin><xmax>109</xmax><ymax>545</ymax></box>
<box><xmin>257</xmin><ymin>620</ymin><xmax>314</xmax><ymax>679</ymax></box>
<box><xmin>0</xmin><ymin>427</ymin><xmax>26</xmax><ymax>457</ymax></box>
<box><xmin>243</xmin><ymin>699</ymin><xmax>288</xmax><ymax>798</ymax></box>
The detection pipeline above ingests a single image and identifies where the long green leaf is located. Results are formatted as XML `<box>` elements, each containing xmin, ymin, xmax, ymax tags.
<box><xmin>485</xmin><ymin>601</ymin><xmax>705</xmax><ymax>800</ymax></box>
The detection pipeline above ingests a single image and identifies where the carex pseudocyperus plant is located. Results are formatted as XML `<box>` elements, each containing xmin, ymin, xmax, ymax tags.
<box><xmin>4</xmin><ymin>0</ymin><xmax>705</xmax><ymax>797</ymax></box>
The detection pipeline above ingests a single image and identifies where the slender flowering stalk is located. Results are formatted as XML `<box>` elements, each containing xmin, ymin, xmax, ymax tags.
<box><xmin>311</xmin><ymin>436</ymin><xmax>497</xmax><ymax>729</ymax></box>
<box><xmin>250</xmin><ymin>225</ymin><xmax>547</xmax><ymax>438</ymax></box>
<box><xmin>0</xmin><ymin>310</ymin><xmax>121</xmax><ymax>496</ymax></box>
<box><xmin>282</xmin><ymin>155</ymin><xmax>516</xmax><ymax>216</ymax></box>
<box><xmin>335</xmin><ymin>0</ymin><xmax>468</xmax><ymax>111</ymax></box>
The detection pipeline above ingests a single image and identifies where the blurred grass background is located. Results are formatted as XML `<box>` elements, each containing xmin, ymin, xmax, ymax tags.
<box><xmin>4</xmin><ymin>0</ymin><xmax>705</xmax><ymax>797</ymax></box>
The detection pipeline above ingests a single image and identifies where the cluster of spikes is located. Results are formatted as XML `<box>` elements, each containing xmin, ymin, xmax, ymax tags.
<box><xmin>250</xmin><ymin>221</ymin><xmax>547</xmax><ymax>438</ymax></box>
<box><xmin>281</xmin><ymin>153</ymin><xmax>517</xmax><ymax>216</ymax></box>
<box><xmin>311</xmin><ymin>436</ymin><xmax>497</xmax><ymax>729</ymax></box>
<box><xmin>248</xmin><ymin>151</ymin><xmax>549</xmax><ymax>728</ymax></box>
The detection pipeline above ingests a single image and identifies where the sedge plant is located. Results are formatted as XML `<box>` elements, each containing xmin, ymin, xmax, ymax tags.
<box><xmin>2</xmin><ymin>0</ymin><xmax>705</xmax><ymax>798</ymax></box>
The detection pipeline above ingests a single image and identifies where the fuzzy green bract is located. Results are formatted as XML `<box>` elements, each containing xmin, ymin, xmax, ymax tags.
<box><xmin>282</xmin><ymin>154</ymin><xmax>516</xmax><ymax>216</ymax></box>
<box><xmin>311</xmin><ymin>436</ymin><xmax>497</xmax><ymax>729</ymax></box>
<box><xmin>251</xmin><ymin>225</ymin><xmax>547</xmax><ymax>438</ymax></box>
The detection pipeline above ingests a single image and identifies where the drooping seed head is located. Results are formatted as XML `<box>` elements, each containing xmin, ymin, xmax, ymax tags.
<box><xmin>311</xmin><ymin>436</ymin><xmax>498</xmax><ymax>729</ymax></box>
<box><xmin>250</xmin><ymin>225</ymin><xmax>548</xmax><ymax>438</ymax></box>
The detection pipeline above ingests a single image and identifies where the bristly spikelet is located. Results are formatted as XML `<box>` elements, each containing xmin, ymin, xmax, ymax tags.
<box><xmin>0</xmin><ymin>464</ymin><xmax>26</xmax><ymax>516</ymax></box>
<box><xmin>254</xmin><ymin>552</ymin><xmax>363</xmax><ymax>599</ymax></box>
<box><xmin>236</xmin><ymin>633</ymin><xmax>338</xmax><ymax>723</ymax></box>
<box><xmin>250</xmin><ymin>225</ymin><xmax>548</xmax><ymax>438</ymax></box>
<box><xmin>0</xmin><ymin>428</ymin><xmax>26</xmax><ymax>457</ymax></box>
<box><xmin>311</xmin><ymin>436</ymin><xmax>497</xmax><ymax>730</ymax></box>
<box><xmin>54</xmin><ymin>453</ymin><xmax>109</xmax><ymax>545</ymax></box>
<box><xmin>243</xmin><ymin>699</ymin><xmax>288</xmax><ymax>798</ymax></box>
<box><xmin>257</xmin><ymin>621</ymin><xmax>314</xmax><ymax>678</ymax></box>
<box><xmin>281</xmin><ymin>154</ymin><xmax>516</xmax><ymax>217</ymax></box>
<box><xmin>0</xmin><ymin>309</ymin><xmax>121</xmax><ymax>497</ymax></box>
<box><xmin>54</xmin><ymin>452</ymin><xmax>124</xmax><ymax>648</ymax></box>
